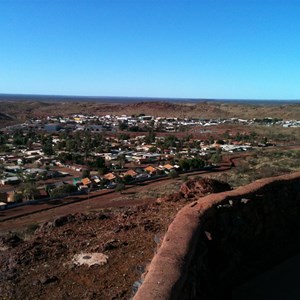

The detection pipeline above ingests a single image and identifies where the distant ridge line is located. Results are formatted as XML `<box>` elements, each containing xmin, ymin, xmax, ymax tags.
<box><xmin>0</xmin><ymin>93</ymin><xmax>300</xmax><ymax>105</ymax></box>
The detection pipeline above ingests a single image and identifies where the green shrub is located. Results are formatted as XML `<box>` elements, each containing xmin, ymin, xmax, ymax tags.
<box><xmin>168</xmin><ymin>170</ymin><xmax>179</xmax><ymax>179</ymax></box>
<box><xmin>115</xmin><ymin>183</ymin><xmax>125</xmax><ymax>193</ymax></box>
<box><xmin>50</xmin><ymin>184</ymin><xmax>78</xmax><ymax>198</ymax></box>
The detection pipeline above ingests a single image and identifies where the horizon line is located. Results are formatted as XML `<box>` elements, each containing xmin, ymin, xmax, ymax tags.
<box><xmin>0</xmin><ymin>92</ymin><xmax>300</xmax><ymax>102</ymax></box>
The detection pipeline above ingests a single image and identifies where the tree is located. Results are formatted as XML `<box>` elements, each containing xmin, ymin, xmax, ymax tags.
<box><xmin>190</xmin><ymin>157</ymin><xmax>205</xmax><ymax>169</ymax></box>
<box><xmin>50</xmin><ymin>184</ymin><xmax>78</xmax><ymax>198</ymax></box>
<box><xmin>115</xmin><ymin>183</ymin><xmax>125</xmax><ymax>194</ymax></box>
<box><xmin>19</xmin><ymin>171</ymin><xmax>36</xmax><ymax>183</ymax></box>
<box><xmin>0</xmin><ymin>144</ymin><xmax>9</xmax><ymax>153</ymax></box>
<box><xmin>98</xmin><ymin>167</ymin><xmax>107</xmax><ymax>176</ymax></box>
<box><xmin>118</xmin><ymin>133</ymin><xmax>130</xmax><ymax>140</ymax></box>
<box><xmin>94</xmin><ymin>157</ymin><xmax>106</xmax><ymax>169</ymax></box>
<box><xmin>164</xmin><ymin>135</ymin><xmax>178</xmax><ymax>148</ymax></box>
<box><xmin>0</xmin><ymin>160</ymin><xmax>4</xmax><ymax>175</ymax></box>
<box><xmin>0</xmin><ymin>133</ymin><xmax>8</xmax><ymax>145</ymax></box>
<box><xmin>18</xmin><ymin>182</ymin><xmax>38</xmax><ymax>201</ymax></box>
<box><xmin>82</xmin><ymin>134</ymin><xmax>92</xmax><ymax>160</ymax></box>
<box><xmin>222</xmin><ymin>130</ymin><xmax>230</xmax><ymax>140</ymax></box>
<box><xmin>178</xmin><ymin>158</ymin><xmax>190</xmax><ymax>171</ymax></box>
<box><xmin>13</xmin><ymin>130</ymin><xmax>26</xmax><ymax>146</ymax></box>
<box><xmin>216</xmin><ymin>139</ymin><xmax>225</xmax><ymax>145</ymax></box>
<box><xmin>42</xmin><ymin>136</ymin><xmax>54</xmax><ymax>156</ymax></box>
<box><xmin>118</xmin><ymin>121</ymin><xmax>128</xmax><ymax>131</ymax></box>
<box><xmin>58</xmin><ymin>152</ymin><xmax>72</xmax><ymax>163</ymax></box>
<box><xmin>82</xmin><ymin>169</ymin><xmax>90</xmax><ymax>178</ymax></box>
<box><xmin>148</xmin><ymin>146</ymin><xmax>157</xmax><ymax>153</ymax></box>
<box><xmin>26</xmin><ymin>138</ymin><xmax>33</xmax><ymax>149</ymax></box>
<box><xmin>211</xmin><ymin>152</ymin><xmax>222</xmax><ymax>164</ymax></box>
<box><xmin>145</xmin><ymin>130</ymin><xmax>156</xmax><ymax>144</ymax></box>
<box><xmin>249</xmin><ymin>131</ymin><xmax>257</xmax><ymax>142</ymax></box>
<box><xmin>66</xmin><ymin>139</ymin><xmax>75</xmax><ymax>152</ymax></box>
<box><xmin>123</xmin><ymin>175</ymin><xmax>133</xmax><ymax>184</ymax></box>
<box><xmin>155</xmin><ymin>120</ymin><xmax>163</xmax><ymax>132</ymax></box>
<box><xmin>168</xmin><ymin>170</ymin><xmax>179</xmax><ymax>178</ymax></box>
<box><xmin>55</xmin><ymin>140</ymin><xmax>66</xmax><ymax>150</ymax></box>
<box><xmin>203</xmin><ymin>153</ymin><xmax>211</xmax><ymax>166</ymax></box>
<box><xmin>117</xmin><ymin>154</ymin><xmax>126</xmax><ymax>168</ymax></box>
<box><xmin>12</xmin><ymin>192</ymin><xmax>23</xmax><ymax>202</ymax></box>
<box><xmin>129</xmin><ymin>126</ymin><xmax>140</xmax><ymax>132</ymax></box>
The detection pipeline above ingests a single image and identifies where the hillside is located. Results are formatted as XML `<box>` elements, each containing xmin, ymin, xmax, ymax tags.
<box><xmin>0</xmin><ymin>100</ymin><xmax>300</xmax><ymax>122</ymax></box>
<box><xmin>0</xmin><ymin>178</ymin><xmax>228</xmax><ymax>299</ymax></box>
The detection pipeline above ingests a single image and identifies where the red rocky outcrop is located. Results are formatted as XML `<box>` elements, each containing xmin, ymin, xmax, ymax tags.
<box><xmin>134</xmin><ymin>172</ymin><xmax>300</xmax><ymax>300</ymax></box>
<box><xmin>158</xmin><ymin>178</ymin><xmax>231</xmax><ymax>202</ymax></box>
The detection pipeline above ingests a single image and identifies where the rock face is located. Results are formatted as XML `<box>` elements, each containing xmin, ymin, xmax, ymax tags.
<box><xmin>134</xmin><ymin>172</ymin><xmax>300</xmax><ymax>300</ymax></box>
<box><xmin>179</xmin><ymin>178</ymin><xmax>231</xmax><ymax>199</ymax></box>
<box><xmin>158</xmin><ymin>178</ymin><xmax>231</xmax><ymax>202</ymax></box>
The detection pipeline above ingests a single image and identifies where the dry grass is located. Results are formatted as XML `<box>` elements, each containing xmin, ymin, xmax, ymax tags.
<box><xmin>211</xmin><ymin>149</ymin><xmax>300</xmax><ymax>187</ymax></box>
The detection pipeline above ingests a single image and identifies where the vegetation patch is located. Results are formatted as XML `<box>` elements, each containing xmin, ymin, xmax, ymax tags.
<box><xmin>212</xmin><ymin>149</ymin><xmax>300</xmax><ymax>187</ymax></box>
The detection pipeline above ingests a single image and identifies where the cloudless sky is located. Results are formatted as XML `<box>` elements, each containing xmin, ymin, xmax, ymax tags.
<box><xmin>1</xmin><ymin>0</ymin><xmax>300</xmax><ymax>99</ymax></box>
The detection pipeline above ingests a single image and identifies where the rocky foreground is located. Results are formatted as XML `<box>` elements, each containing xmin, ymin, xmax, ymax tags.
<box><xmin>0</xmin><ymin>178</ymin><xmax>230</xmax><ymax>300</ymax></box>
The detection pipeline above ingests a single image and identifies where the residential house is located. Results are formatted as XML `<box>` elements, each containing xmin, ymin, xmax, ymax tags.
<box><xmin>103</xmin><ymin>173</ymin><xmax>116</xmax><ymax>181</ymax></box>
<box><xmin>144</xmin><ymin>165</ymin><xmax>157</xmax><ymax>175</ymax></box>
<box><xmin>163</xmin><ymin>164</ymin><xmax>174</xmax><ymax>171</ymax></box>
<box><xmin>123</xmin><ymin>169</ymin><xmax>138</xmax><ymax>178</ymax></box>
<box><xmin>73</xmin><ymin>178</ymin><xmax>82</xmax><ymax>186</ymax></box>
<box><xmin>81</xmin><ymin>177</ymin><xmax>92</xmax><ymax>186</ymax></box>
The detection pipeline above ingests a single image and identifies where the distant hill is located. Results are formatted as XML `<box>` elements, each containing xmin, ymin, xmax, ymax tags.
<box><xmin>1</xmin><ymin>93</ymin><xmax>300</xmax><ymax>105</ymax></box>
<box><xmin>0</xmin><ymin>98</ymin><xmax>300</xmax><ymax>121</ymax></box>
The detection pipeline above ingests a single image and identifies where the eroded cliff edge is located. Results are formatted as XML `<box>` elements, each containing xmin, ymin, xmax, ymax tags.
<box><xmin>134</xmin><ymin>172</ymin><xmax>300</xmax><ymax>300</ymax></box>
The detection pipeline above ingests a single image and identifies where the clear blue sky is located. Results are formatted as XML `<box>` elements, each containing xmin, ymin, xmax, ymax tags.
<box><xmin>1</xmin><ymin>0</ymin><xmax>300</xmax><ymax>99</ymax></box>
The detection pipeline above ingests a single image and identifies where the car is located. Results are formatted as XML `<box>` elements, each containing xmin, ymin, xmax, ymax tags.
<box><xmin>135</xmin><ymin>173</ymin><xmax>150</xmax><ymax>181</ymax></box>
<box><xmin>106</xmin><ymin>182</ymin><xmax>117</xmax><ymax>189</ymax></box>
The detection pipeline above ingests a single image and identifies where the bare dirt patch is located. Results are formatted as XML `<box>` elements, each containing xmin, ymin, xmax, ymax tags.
<box><xmin>0</xmin><ymin>178</ymin><xmax>227</xmax><ymax>300</ymax></box>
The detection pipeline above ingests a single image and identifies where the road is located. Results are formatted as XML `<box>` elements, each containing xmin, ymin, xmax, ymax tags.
<box><xmin>0</xmin><ymin>163</ymin><xmax>232</xmax><ymax>233</ymax></box>
<box><xmin>1</xmin><ymin>145</ymin><xmax>300</xmax><ymax>233</ymax></box>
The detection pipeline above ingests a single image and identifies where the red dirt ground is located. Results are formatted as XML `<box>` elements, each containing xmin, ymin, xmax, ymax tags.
<box><xmin>0</xmin><ymin>177</ymin><xmax>229</xmax><ymax>300</ymax></box>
